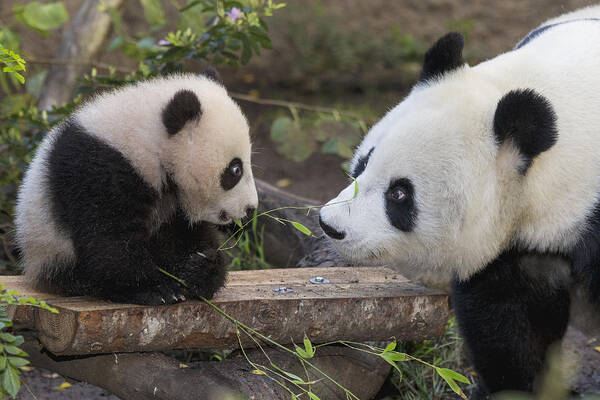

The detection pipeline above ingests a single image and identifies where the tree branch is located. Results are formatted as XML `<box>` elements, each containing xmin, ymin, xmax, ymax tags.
<box><xmin>38</xmin><ymin>0</ymin><xmax>124</xmax><ymax>109</ymax></box>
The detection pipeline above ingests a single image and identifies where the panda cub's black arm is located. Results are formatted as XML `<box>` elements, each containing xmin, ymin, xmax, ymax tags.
<box><xmin>148</xmin><ymin>211</ymin><xmax>227</xmax><ymax>300</ymax></box>
<box><xmin>47</xmin><ymin>121</ymin><xmax>187</xmax><ymax>305</ymax></box>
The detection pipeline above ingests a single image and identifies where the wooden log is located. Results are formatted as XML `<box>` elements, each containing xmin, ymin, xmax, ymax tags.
<box><xmin>3</xmin><ymin>267</ymin><xmax>449</xmax><ymax>356</ymax></box>
<box><xmin>23</xmin><ymin>338</ymin><xmax>390</xmax><ymax>400</ymax></box>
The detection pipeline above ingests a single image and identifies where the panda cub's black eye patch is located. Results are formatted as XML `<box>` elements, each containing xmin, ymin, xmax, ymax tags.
<box><xmin>351</xmin><ymin>147</ymin><xmax>374</xmax><ymax>178</ymax></box>
<box><xmin>385</xmin><ymin>178</ymin><xmax>417</xmax><ymax>232</ymax></box>
<box><xmin>221</xmin><ymin>158</ymin><xmax>243</xmax><ymax>191</ymax></box>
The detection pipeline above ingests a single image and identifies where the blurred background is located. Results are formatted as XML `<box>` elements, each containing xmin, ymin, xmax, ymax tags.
<box><xmin>1</xmin><ymin>0</ymin><xmax>594</xmax><ymax>207</ymax></box>
<box><xmin>0</xmin><ymin>1</ymin><xmax>599</xmax><ymax>399</ymax></box>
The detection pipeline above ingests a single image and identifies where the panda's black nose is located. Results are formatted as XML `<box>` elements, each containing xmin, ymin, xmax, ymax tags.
<box><xmin>245</xmin><ymin>207</ymin><xmax>256</xmax><ymax>219</ymax></box>
<box><xmin>319</xmin><ymin>216</ymin><xmax>346</xmax><ymax>240</ymax></box>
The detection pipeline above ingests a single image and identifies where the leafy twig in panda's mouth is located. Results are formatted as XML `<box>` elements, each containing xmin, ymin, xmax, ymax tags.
<box><xmin>217</xmin><ymin>176</ymin><xmax>359</xmax><ymax>251</ymax></box>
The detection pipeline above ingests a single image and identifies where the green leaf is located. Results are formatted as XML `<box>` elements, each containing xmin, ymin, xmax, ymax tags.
<box><xmin>383</xmin><ymin>341</ymin><xmax>396</xmax><ymax>353</ymax></box>
<box><xmin>321</xmin><ymin>138</ymin><xmax>338</xmax><ymax>154</ymax></box>
<box><xmin>290</xmin><ymin>221</ymin><xmax>312</xmax><ymax>236</ymax></box>
<box><xmin>381</xmin><ymin>351</ymin><xmax>406</xmax><ymax>363</ymax></box>
<box><xmin>436</xmin><ymin>367</ymin><xmax>469</xmax><ymax>399</ymax></box>
<box><xmin>303</xmin><ymin>335</ymin><xmax>314</xmax><ymax>358</ymax></box>
<box><xmin>10</xmin><ymin>337</ymin><xmax>23</xmax><ymax>347</ymax></box>
<box><xmin>140</xmin><ymin>0</ymin><xmax>166</xmax><ymax>26</ymax></box>
<box><xmin>4</xmin><ymin>345</ymin><xmax>26</xmax><ymax>357</ymax></box>
<box><xmin>307</xmin><ymin>392</ymin><xmax>320</xmax><ymax>400</ymax></box>
<box><xmin>0</xmin><ymin>356</ymin><xmax>6</xmax><ymax>370</ymax></box>
<box><xmin>241</xmin><ymin>36</ymin><xmax>252</xmax><ymax>65</ymax></box>
<box><xmin>136</xmin><ymin>37</ymin><xmax>156</xmax><ymax>50</ymax></box>
<box><xmin>108</xmin><ymin>36</ymin><xmax>124</xmax><ymax>51</ymax></box>
<box><xmin>16</xmin><ymin>2</ymin><xmax>69</xmax><ymax>33</ymax></box>
<box><xmin>294</xmin><ymin>345</ymin><xmax>309</xmax><ymax>359</ymax></box>
<box><xmin>281</xmin><ymin>370</ymin><xmax>303</xmax><ymax>382</ymax></box>
<box><xmin>0</xmin><ymin>28</ymin><xmax>21</xmax><ymax>53</ymax></box>
<box><xmin>178</xmin><ymin>1</ymin><xmax>202</xmax><ymax>12</ymax></box>
<box><xmin>437</xmin><ymin>367</ymin><xmax>470</xmax><ymax>384</ymax></box>
<box><xmin>0</xmin><ymin>333</ymin><xmax>16</xmax><ymax>343</ymax></box>
<box><xmin>7</xmin><ymin>357</ymin><xmax>29</xmax><ymax>368</ymax></box>
<box><xmin>25</xmin><ymin>69</ymin><xmax>47</xmax><ymax>99</ymax></box>
<box><xmin>270</xmin><ymin>117</ymin><xmax>293</xmax><ymax>142</ymax></box>
<box><xmin>2</xmin><ymin>365</ymin><xmax>19</xmax><ymax>398</ymax></box>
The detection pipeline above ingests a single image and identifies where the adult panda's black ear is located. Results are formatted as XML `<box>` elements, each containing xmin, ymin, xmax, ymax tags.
<box><xmin>201</xmin><ymin>66</ymin><xmax>222</xmax><ymax>84</ymax></box>
<box><xmin>162</xmin><ymin>89</ymin><xmax>202</xmax><ymax>136</ymax></box>
<box><xmin>418</xmin><ymin>32</ymin><xmax>465</xmax><ymax>83</ymax></box>
<box><xmin>493</xmin><ymin>89</ymin><xmax>558</xmax><ymax>173</ymax></box>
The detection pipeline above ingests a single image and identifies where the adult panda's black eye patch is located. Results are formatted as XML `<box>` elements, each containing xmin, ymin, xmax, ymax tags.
<box><xmin>221</xmin><ymin>158</ymin><xmax>243</xmax><ymax>191</ymax></box>
<box><xmin>385</xmin><ymin>178</ymin><xmax>417</xmax><ymax>232</ymax></box>
<box><xmin>351</xmin><ymin>147</ymin><xmax>374</xmax><ymax>178</ymax></box>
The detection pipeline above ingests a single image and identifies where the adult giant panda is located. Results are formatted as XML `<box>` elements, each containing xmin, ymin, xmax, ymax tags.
<box><xmin>319</xmin><ymin>6</ymin><xmax>600</xmax><ymax>398</ymax></box>
<box><xmin>15</xmin><ymin>72</ymin><xmax>258</xmax><ymax>306</ymax></box>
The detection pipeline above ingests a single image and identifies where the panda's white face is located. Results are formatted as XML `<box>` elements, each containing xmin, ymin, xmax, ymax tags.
<box><xmin>164</xmin><ymin>85</ymin><xmax>258</xmax><ymax>225</ymax></box>
<box><xmin>75</xmin><ymin>74</ymin><xmax>258</xmax><ymax>227</ymax></box>
<box><xmin>319</xmin><ymin>67</ymin><xmax>524</xmax><ymax>278</ymax></box>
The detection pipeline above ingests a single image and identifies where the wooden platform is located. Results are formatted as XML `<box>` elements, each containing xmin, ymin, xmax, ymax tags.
<box><xmin>2</xmin><ymin>267</ymin><xmax>449</xmax><ymax>356</ymax></box>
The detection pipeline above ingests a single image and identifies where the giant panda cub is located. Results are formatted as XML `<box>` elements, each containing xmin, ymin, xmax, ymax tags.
<box><xmin>319</xmin><ymin>6</ymin><xmax>600</xmax><ymax>398</ymax></box>
<box><xmin>16</xmin><ymin>72</ymin><xmax>258</xmax><ymax>306</ymax></box>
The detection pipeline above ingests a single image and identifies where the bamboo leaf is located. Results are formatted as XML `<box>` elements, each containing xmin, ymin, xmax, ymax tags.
<box><xmin>290</xmin><ymin>221</ymin><xmax>312</xmax><ymax>236</ymax></box>
<box><xmin>383</xmin><ymin>341</ymin><xmax>396</xmax><ymax>353</ymax></box>
<box><xmin>303</xmin><ymin>335</ymin><xmax>314</xmax><ymax>358</ymax></box>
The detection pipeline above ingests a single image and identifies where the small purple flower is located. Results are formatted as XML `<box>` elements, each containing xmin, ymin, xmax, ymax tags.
<box><xmin>225</xmin><ymin>7</ymin><xmax>243</xmax><ymax>23</ymax></box>
<box><xmin>158</xmin><ymin>39</ymin><xmax>170</xmax><ymax>46</ymax></box>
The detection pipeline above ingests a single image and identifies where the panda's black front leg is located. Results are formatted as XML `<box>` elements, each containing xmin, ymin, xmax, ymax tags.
<box><xmin>451</xmin><ymin>249</ymin><xmax>571</xmax><ymax>399</ymax></box>
<box><xmin>171</xmin><ymin>249</ymin><xmax>227</xmax><ymax>300</ymax></box>
<box><xmin>73</xmin><ymin>236</ymin><xmax>187</xmax><ymax>306</ymax></box>
<box><xmin>148</xmin><ymin>212</ymin><xmax>227</xmax><ymax>300</ymax></box>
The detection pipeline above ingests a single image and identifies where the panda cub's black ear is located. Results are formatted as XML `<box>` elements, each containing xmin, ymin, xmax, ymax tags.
<box><xmin>419</xmin><ymin>32</ymin><xmax>465</xmax><ymax>83</ymax></box>
<box><xmin>493</xmin><ymin>89</ymin><xmax>558</xmax><ymax>173</ymax></box>
<box><xmin>201</xmin><ymin>66</ymin><xmax>222</xmax><ymax>84</ymax></box>
<box><xmin>162</xmin><ymin>89</ymin><xmax>202</xmax><ymax>136</ymax></box>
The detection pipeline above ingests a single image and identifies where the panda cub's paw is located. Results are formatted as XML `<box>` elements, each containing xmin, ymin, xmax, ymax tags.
<box><xmin>105</xmin><ymin>279</ymin><xmax>187</xmax><ymax>306</ymax></box>
<box><xmin>176</xmin><ymin>250</ymin><xmax>227</xmax><ymax>300</ymax></box>
<box><xmin>129</xmin><ymin>283</ymin><xmax>188</xmax><ymax>306</ymax></box>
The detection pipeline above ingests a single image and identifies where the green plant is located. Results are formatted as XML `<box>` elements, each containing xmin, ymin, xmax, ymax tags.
<box><xmin>390</xmin><ymin>317</ymin><xmax>475</xmax><ymax>400</ymax></box>
<box><xmin>161</xmin><ymin>268</ymin><xmax>473</xmax><ymax>400</ymax></box>
<box><xmin>0</xmin><ymin>45</ymin><xmax>25</xmax><ymax>85</ymax></box>
<box><xmin>0</xmin><ymin>285</ymin><xmax>58</xmax><ymax>399</ymax></box>
<box><xmin>270</xmin><ymin>111</ymin><xmax>364</xmax><ymax>163</ymax></box>
<box><xmin>226</xmin><ymin>211</ymin><xmax>271</xmax><ymax>270</ymax></box>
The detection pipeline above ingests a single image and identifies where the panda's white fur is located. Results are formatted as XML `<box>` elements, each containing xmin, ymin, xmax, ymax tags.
<box><xmin>321</xmin><ymin>6</ymin><xmax>600</xmax><ymax>396</ymax></box>
<box><xmin>16</xmin><ymin>74</ymin><xmax>257</xmax><ymax>304</ymax></box>
<box><xmin>74</xmin><ymin>75</ymin><xmax>257</xmax><ymax>223</ymax></box>
<box><xmin>16</xmin><ymin>132</ymin><xmax>76</xmax><ymax>283</ymax></box>
<box><xmin>321</xmin><ymin>6</ymin><xmax>600</xmax><ymax>280</ymax></box>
